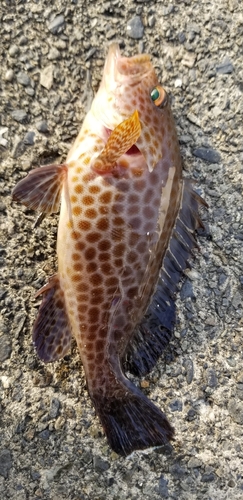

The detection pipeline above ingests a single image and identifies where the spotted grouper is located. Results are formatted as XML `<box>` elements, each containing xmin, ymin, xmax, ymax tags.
<box><xmin>12</xmin><ymin>44</ymin><xmax>205</xmax><ymax>456</ymax></box>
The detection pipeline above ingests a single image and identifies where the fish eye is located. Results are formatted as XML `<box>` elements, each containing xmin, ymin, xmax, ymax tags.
<box><xmin>150</xmin><ymin>86</ymin><xmax>168</xmax><ymax>108</ymax></box>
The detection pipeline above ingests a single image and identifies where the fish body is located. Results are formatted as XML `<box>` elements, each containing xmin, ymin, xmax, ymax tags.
<box><xmin>12</xmin><ymin>44</ymin><xmax>204</xmax><ymax>456</ymax></box>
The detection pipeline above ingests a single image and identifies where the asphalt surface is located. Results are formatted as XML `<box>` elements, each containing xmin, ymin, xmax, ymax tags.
<box><xmin>0</xmin><ymin>1</ymin><xmax>243</xmax><ymax>499</ymax></box>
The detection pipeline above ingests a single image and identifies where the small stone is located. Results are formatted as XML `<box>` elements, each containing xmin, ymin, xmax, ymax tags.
<box><xmin>187</xmin><ymin>457</ymin><xmax>202</xmax><ymax>468</ymax></box>
<box><xmin>5</xmin><ymin>69</ymin><xmax>14</xmax><ymax>82</ymax></box>
<box><xmin>201</xmin><ymin>472</ymin><xmax>215</xmax><ymax>482</ymax></box>
<box><xmin>162</xmin><ymin>4</ymin><xmax>174</xmax><ymax>16</ymax></box>
<box><xmin>178</xmin><ymin>32</ymin><xmax>186</xmax><ymax>43</ymax></box>
<box><xmin>0</xmin><ymin>127</ymin><xmax>8</xmax><ymax>147</ymax></box>
<box><xmin>0</xmin><ymin>449</ymin><xmax>12</xmax><ymax>478</ymax></box>
<box><xmin>158</xmin><ymin>476</ymin><xmax>169</xmax><ymax>498</ymax></box>
<box><xmin>127</xmin><ymin>16</ymin><xmax>144</xmax><ymax>39</ymax></box>
<box><xmin>169</xmin><ymin>400</ymin><xmax>182</xmax><ymax>412</ymax></box>
<box><xmin>39</xmin><ymin>429</ymin><xmax>50</xmax><ymax>440</ymax></box>
<box><xmin>183</xmin><ymin>359</ymin><xmax>194</xmax><ymax>384</ymax></box>
<box><xmin>175</xmin><ymin>78</ymin><xmax>182</xmax><ymax>88</ymax></box>
<box><xmin>206</xmin><ymin>368</ymin><xmax>217</xmax><ymax>388</ymax></box>
<box><xmin>84</xmin><ymin>48</ymin><xmax>96</xmax><ymax>61</ymax></box>
<box><xmin>40</xmin><ymin>65</ymin><xmax>53</xmax><ymax>90</ymax></box>
<box><xmin>140</xmin><ymin>379</ymin><xmax>150</xmax><ymax>388</ymax></box>
<box><xmin>25</xmin><ymin>87</ymin><xmax>35</xmax><ymax>96</ymax></box>
<box><xmin>106</xmin><ymin>29</ymin><xmax>117</xmax><ymax>40</ymax></box>
<box><xmin>216</xmin><ymin>58</ymin><xmax>234</xmax><ymax>74</ymax></box>
<box><xmin>193</xmin><ymin>147</ymin><xmax>221</xmax><ymax>164</ymax></box>
<box><xmin>180</xmin><ymin>279</ymin><xmax>195</xmax><ymax>300</ymax></box>
<box><xmin>36</xmin><ymin>120</ymin><xmax>48</xmax><ymax>133</ymax></box>
<box><xmin>93</xmin><ymin>456</ymin><xmax>110</xmax><ymax>473</ymax></box>
<box><xmin>48</xmin><ymin>47</ymin><xmax>61</xmax><ymax>60</ymax></box>
<box><xmin>48</xmin><ymin>15</ymin><xmax>65</xmax><ymax>35</ymax></box>
<box><xmin>9</xmin><ymin>44</ymin><xmax>19</xmax><ymax>57</ymax></box>
<box><xmin>228</xmin><ymin>400</ymin><xmax>243</xmax><ymax>425</ymax></box>
<box><xmin>23</xmin><ymin>131</ymin><xmax>35</xmax><ymax>145</ymax></box>
<box><xmin>19</xmin><ymin>35</ymin><xmax>28</xmax><ymax>46</ymax></box>
<box><xmin>148</xmin><ymin>15</ymin><xmax>156</xmax><ymax>28</ymax></box>
<box><xmin>11</xmin><ymin>109</ymin><xmax>28</xmax><ymax>123</ymax></box>
<box><xmin>0</xmin><ymin>336</ymin><xmax>12</xmax><ymax>362</ymax></box>
<box><xmin>49</xmin><ymin>398</ymin><xmax>60</xmax><ymax>419</ymax></box>
<box><xmin>11</xmin><ymin>137</ymin><xmax>27</xmax><ymax>158</ymax></box>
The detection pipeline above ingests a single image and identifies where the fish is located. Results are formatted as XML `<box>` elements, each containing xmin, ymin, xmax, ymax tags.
<box><xmin>12</xmin><ymin>44</ymin><xmax>205</xmax><ymax>456</ymax></box>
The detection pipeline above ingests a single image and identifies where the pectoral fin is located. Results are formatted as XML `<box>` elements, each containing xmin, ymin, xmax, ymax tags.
<box><xmin>12</xmin><ymin>163</ymin><xmax>67</xmax><ymax>213</ymax></box>
<box><xmin>33</xmin><ymin>275</ymin><xmax>72</xmax><ymax>362</ymax></box>
<box><xmin>92</xmin><ymin>110</ymin><xmax>141</xmax><ymax>173</ymax></box>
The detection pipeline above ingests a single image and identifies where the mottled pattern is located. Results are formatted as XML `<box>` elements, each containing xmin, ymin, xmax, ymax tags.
<box><xmin>13</xmin><ymin>44</ymin><xmax>193</xmax><ymax>455</ymax></box>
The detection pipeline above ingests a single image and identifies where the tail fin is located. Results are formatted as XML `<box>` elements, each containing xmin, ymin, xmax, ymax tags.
<box><xmin>91</xmin><ymin>381</ymin><xmax>174</xmax><ymax>456</ymax></box>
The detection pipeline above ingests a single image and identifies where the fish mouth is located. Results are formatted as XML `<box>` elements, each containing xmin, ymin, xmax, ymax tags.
<box><xmin>105</xmin><ymin>43</ymin><xmax>152</xmax><ymax>84</ymax></box>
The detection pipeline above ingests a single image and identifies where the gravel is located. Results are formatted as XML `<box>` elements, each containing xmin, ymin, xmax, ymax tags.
<box><xmin>1</xmin><ymin>0</ymin><xmax>242</xmax><ymax>499</ymax></box>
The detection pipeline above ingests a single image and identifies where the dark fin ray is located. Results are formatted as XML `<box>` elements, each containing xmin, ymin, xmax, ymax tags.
<box><xmin>124</xmin><ymin>180</ymin><xmax>206</xmax><ymax>376</ymax></box>
<box><xmin>12</xmin><ymin>163</ymin><xmax>67</xmax><ymax>214</ymax></box>
<box><xmin>33</xmin><ymin>275</ymin><xmax>72</xmax><ymax>362</ymax></box>
<box><xmin>91</xmin><ymin>380</ymin><xmax>174</xmax><ymax>456</ymax></box>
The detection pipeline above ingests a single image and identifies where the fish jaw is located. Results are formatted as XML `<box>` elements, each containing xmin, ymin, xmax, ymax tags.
<box><xmin>90</xmin><ymin>44</ymin><xmax>180</xmax><ymax>172</ymax></box>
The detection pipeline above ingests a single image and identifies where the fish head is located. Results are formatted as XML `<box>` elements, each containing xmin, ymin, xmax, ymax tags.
<box><xmin>91</xmin><ymin>43</ymin><xmax>173</xmax><ymax>171</ymax></box>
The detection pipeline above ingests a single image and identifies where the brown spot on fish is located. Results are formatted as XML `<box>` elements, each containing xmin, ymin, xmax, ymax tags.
<box><xmin>72</xmin><ymin>206</ymin><xmax>82</xmax><ymax>216</ymax></box>
<box><xmin>74</xmin><ymin>184</ymin><xmax>84</xmax><ymax>194</ymax></box>
<box><xmin>78</xmin><ymin>220</ymin><xmax>91</xmax><ymax>231</ymax></box>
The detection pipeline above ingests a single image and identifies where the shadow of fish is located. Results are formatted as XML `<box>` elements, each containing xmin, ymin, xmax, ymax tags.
<box><xmin>12</xmin><ymin>44</ymin><xmax>206</xmax><ymax>456</ymax></box>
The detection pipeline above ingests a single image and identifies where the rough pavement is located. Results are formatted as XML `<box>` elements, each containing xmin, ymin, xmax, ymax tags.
<box><xmin>0</xmin><ymin>1</ymin><xmax>242</xmax><ymax>499</ymax></box>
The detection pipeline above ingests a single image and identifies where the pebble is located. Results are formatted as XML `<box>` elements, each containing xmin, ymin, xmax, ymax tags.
<box><xmin>127</xmin><ymin>16</ymin><xmax>144</xmax><ymax>39</ymax></box>
<box><xmin>206</xmin><ymin>368</ymin><xmax>218</xmax><ymax>388</ymax></box>
<box><xmin>192</xmin><ymin>147</ymin><xmax>221</xmax><ymax>163</ymax></box>
<box><xmin>49</xmin><ymin>398</ymin><xmax>60</xmax><ymax>419</ymax></box>
<box><xmin>175</xmin><ymin>78</ymin><xmax>182</xmax><ymax>88</ymax></box>
<box><xmin>158</xmin><ymin>476</ymin><xmax>169</xmax><ymax>498</ymax></box>
<box><xmin>201</xmin><ymin>472</ymin><xmax>215</xmax><ymax>482</ymax></box>
<box><xmin>39</xmin><ymin>429</ymin><xmax>50</xmax><ymax>440</ymax></box>
<box><xmin>183</xmin><ymin>358</ymin><xmax>194</xmax><ymax>384</ymax></box>
<box><xmin>187</xmin><ymin>457</ymin><xmax>201</xmax><ymax>468</ymax></box>
<box><xmin>180</xmin><ymin>279</ymin><xmax>195</xmax><ymax>300</ymax></box>
<box><xmin>93</xmin><ymin>456</ymin><xmax>110</xmax><ymax>473</ymax></box>
<box><xmin>0</xmin><ymin>449</ymin><xmax>12</xmax><ymax>479</ymax></box>
<box><xmin>19</xmin><ymin>35</ymin><xmax>28</xmax><ymax>46</ymax></box>
<box><xmin>228</xmin><ymin>400</ymin><xmax>243</xmax><ymax>425</ymax></box>
<box><xmin>11</xmin><ymin>137</ymin><xmax>26</xmax><ymax>159</ymax></box>
<box><xmin>216</xmin><ymin>58</ymin><xmax>234</xmax><ymax>74</ymax></box>
<box><xmin>148</xmin><ymin>15</ymin><xmax>156</xmax><ymax>28</ymax></box>
<box><xmin>48</xmin><ymin>15</ymin><xmax>65</xmax><ymax>34</ymax></box>
<box><xmin>0</xmin><ymin>127</ymin><xmax>8</xmax><ymax>147</ymax></box>
<box><xmin>36</xmin><ymin>120</ymin><xmax>48</xmax><ymax>133</ymax></box>
<box><xmin>9</xmin><ymin>44</ymin><xmax>19</xmax><ymax>57</ymax></box>
<box><xmin>40</xmin><ymin>65</ymin><xmax>53</xmax><ymax>90</ymax></box>
<box><xmin>5</xmin><ymin>69</ymin><xmax>14</xmax><ymax>82</ymax></box>
<box><xmin>48</xmin><ymin>47</ymin><xmax>61</xmax><ymax>60</ymax></box>
<box><xmin>25</xmin><ymin>86</ymin><xmax>35</xmax><ymax>96</ymax></box>
<box><xmin>11</xmin><ymin>109</ymin><xmax>28</xmax><ymax>123</ymax></box>
<box><xmin>169</xmin><ymin>400</ymin><xmax>183</xmax><ymax>412</ymax></box>
<box><xmin>0</xmin><ymin>336</ymin><xmax>12</xmax><ymax>362</ymax></box>
<box><xmin>23</xmin><ymin>131</ymin><xmax>35</xmax><ymax>145</ymax></box>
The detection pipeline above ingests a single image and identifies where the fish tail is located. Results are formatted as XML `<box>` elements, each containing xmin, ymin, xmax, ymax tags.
<box><xmin>90</xmin><ymin>379</ymin><xmax>174</xmax><ymax>456</ymax></box>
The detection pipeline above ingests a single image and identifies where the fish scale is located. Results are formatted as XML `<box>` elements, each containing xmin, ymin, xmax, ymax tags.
<box><xmin>12</xmin><ymin>43</ymin><xmax>205</xmax><ymax>456</ymax></box>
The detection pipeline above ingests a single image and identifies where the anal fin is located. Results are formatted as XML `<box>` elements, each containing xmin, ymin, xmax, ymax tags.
<box><xmin>12</xmin><ymin>163</ymin><xmax>67</xmax><ymax>214</ymax></box>
<box><xmin>33</xmin><ymin>275</ymin><xmax>72</xmax><ymax>362</ymax></box>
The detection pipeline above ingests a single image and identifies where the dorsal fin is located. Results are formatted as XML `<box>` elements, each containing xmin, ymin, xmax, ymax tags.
<box><xmin>124</xmin><ymin>180</ymin><xmax>206</xmax><ymax>376</ymax></box>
